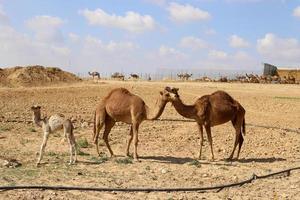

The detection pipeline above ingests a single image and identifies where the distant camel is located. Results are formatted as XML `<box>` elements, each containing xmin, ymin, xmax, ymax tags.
<box><xmin>166</xmin><ymin>87</ymin><xmax>246</xmax><ymax>161</ymax></box>
<box><xmin>177</xmin><ymin>73</ymin><xmax>193</xmax><ymax>81</ymax></box>
<box><xmin>88</xmin><ymin>71</ymin><xmax>100</xmax><ymax>79</ymax></box>
<box><xmin>130</xmin><ymin>74</ymin><xmax>139</xmax><ymax>79</ymax></box>
<box><xmin>111</xmin><ymin>72</ymin><xmax>125</xmax><ymax>81</ymax></box>
<box><xmin>219</xmin><ymin>77</ymin><xmax>228</xmax><ymax>82</ymax></box>
<box><xmin>93</xmin><ymin>87</ymin><xmax>172</xmax><ymax>161</ymax></box>
<box><xmin>31</xmin><ymin>106</ymin><xmax>77</xmax><ymax>166</ymax></box>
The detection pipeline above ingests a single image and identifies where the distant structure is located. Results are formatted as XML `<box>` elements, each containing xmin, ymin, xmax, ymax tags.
<box><xmin>263</xmin><ymin>63</ymin><xmax>300</xmax><ymax>83</ymax></box>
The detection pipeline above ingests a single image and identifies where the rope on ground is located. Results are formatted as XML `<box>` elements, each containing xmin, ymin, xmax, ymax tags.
<box><xmin>0</xmin><ymin>166</ymin><xmax>299</xmax><ymax>193</ymax></box>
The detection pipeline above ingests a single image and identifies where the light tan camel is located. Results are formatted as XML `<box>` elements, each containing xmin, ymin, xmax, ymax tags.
<box><xmin>31</xmin><ymin>106</ymin><xmax>77</xmax><ymax>166</ymax></box>
<box><xmin>166</xmin><ymin>87</ymin><xmax>246</xmax><ymax>161</ymax></box>
<box><xmin>93</xmin><ymin>87</ymin><xmax>171</xmax><ymax>161</ymax></box>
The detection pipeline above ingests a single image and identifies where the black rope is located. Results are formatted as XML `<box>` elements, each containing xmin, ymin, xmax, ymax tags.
<box><xmin>0</xmin><ymin>167</ymin><xmax>299</xmax><ymax>193</ymax></box>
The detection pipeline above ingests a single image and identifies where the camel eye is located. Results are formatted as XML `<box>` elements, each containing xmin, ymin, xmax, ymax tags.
<box><xmin>166</xmin><ymin>93</ymin><xmax>170</xmax><ymax>97</ymax></box>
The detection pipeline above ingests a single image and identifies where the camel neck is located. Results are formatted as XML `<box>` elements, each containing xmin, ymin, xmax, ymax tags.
<box><xmin>146</xmin><ymin>97</ymin><xmax>167</xmax><ymax>120</ymax></box>
<box><xmin>32</xmin><ymin>112</ymin><xmax>44</xmax><ymax>127</ymax></box>
<box><xmin>172</xmin><ymin>98</ymin><xmax>197</xmax><ymax>119</ymax></box>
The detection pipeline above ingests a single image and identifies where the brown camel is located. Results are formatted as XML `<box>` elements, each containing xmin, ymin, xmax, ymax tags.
<box><xmin>93</xmin><ymin>87</ymin><xmax>171</xmax><ymax>161</ymax></box>
<box><xmin>166</xmin><ymin>87</ymin><xmax>246</xmax><ymax>161</ymax></box>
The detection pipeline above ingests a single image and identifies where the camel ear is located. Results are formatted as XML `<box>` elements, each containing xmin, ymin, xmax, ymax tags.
<box><xmin>159</xmin><ymin>91</ymin><xmax>163</xmax><ymax>96</ymax></box>
<box><xmin>164</xmin><ymin>86</ymin><xmax>171</xmax><ymax>92</ymax></box>
<box><xmin>173</xmin><ymin>88</ymin><xmax>179</xmax><ymax>92</ymax></box>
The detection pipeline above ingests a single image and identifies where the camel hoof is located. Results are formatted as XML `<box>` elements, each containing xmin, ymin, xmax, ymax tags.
<box><xmin>36</xmin><ymin>163</ymin><xmax>40</xmax><ymax>167</ymax></box>
<box><xmin>225</xmin><ymin>157</ymin><xmax>233</xmax><ymax>162</ymax></box>
<box><xmin>133</xmin><ymin>158</ymin><xmax>140</xmax><ymax>162</ymax></box>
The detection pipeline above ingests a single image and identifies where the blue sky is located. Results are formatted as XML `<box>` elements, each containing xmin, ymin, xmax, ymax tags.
<box><xmin>0</xmin><ymin>0</ymin><xmax>300</xmax><ymax>74</ymax></box>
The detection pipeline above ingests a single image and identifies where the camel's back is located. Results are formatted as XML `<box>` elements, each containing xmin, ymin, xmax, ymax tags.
<box><xmin>103</xmin><ymin>88</ymin><xmax>146</xmax><ymax>120</ymax></box>
<box><xmin>197</xmin><ymin>90</ymin><xmax>243</xmax><ymax>126</ymax></box>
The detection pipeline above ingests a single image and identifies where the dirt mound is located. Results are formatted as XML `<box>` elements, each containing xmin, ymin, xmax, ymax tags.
<box><xmin>0</xmin><ymin>65</ymin><xmax>81</xmax><ymax>87</ymax></box>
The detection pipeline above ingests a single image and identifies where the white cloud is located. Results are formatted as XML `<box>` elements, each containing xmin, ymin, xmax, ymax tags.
<box><xmin>145</xmin><ymin>0</ymin><xmax>167</xmax><ymax>6</ymax></box>
<box><xmin>0</xmin><ymin>4</ymin><xmax>9</xmax><ymax>25</ymax></box>
<box><xmin>159</xmin><ymin>45</ymin><xmax>185</xmax><ymax>57</ymax></box>
<box><xmin>208</xmin><ymin>50</ymin><xmax>228</xmax><ymax>59</ymax></box>
<box><xmin>293</xmin><ymin>6</ymin><xmax>300</xmax><ymax>18</ymax></box>
<box><xmin>229</xmin><ymin>35</ymin><xmax>250</xmax><ymax>48</ymax></box>
<box><xmin>68</xmin><ymin>33</ymin><xmax>80</xmax><ymax>42</ymax></box>
<box><xmin>199</xmin><ymin>50</ymin><xmax>257</xmax><ymax>70</ymax></box>
<box><xmin>84</xmin><ymin>35</ymin><xmax>138</xmax><ymax>52</ymax></box>
<box><xmin>167</xmin><ymin>2</ymin><xmax>211</xmax><ymax>23</ymax></box>
<box><xmin>204</xmin><ymin>28</ymin><xmax>216</xmax><ymax>35</ymax></box>
<box><xmin>257</xmin><ymin>33</ymin><xmax>300</xmax><ymax>65</ymax></box>
<box><xmin>180</xmin><ymin>36</ymin><xmax>208</xmax><ymax>50</ymax></box>
<box><xmin>0</xmin><ymin>25</ymin><xmax>70</xmax><ymax>67</ymax></box>
<box><xmin>26</xmin><ymin>15</ymin><xmax>65</xmax><ymax>44</ymax></box>
<box><xmin>80</xmin><ymin>8</ymin><xmax>156</xmax><ymax>33</ymax></box>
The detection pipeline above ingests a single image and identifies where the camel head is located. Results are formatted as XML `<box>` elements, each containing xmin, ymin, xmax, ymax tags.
<box><xmin>157</xmin><ymin>87</ymin><xmax>173</xmax><ymax>103</ymax></box>
<box><xmin>31</xmin><ymin>105</ymin><xmax>41</xmax><ymax>113</ymax></box>
<box><xmin>164</xmin><ymin>86</ymin><xmax>180</xmax><ymax>102</ymax></box>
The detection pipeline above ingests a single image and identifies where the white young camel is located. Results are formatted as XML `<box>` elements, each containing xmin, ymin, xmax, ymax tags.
<box><xmin>31</xmin><ymin>105</ymin><xmax>77</xmax><ymax>166</ymax></box>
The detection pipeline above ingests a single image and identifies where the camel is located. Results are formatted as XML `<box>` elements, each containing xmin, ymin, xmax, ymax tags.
<box><xmin>165</xmin><ymin>87</ymin><xmax>246</xmax><ymax>161</ymax></box>
<box><xmin>130</xmin><ymin>74</ymin><xmax>139</xmax><ymax>79</ymax></box>
<box><xmin>111</xmin><ymin>72</ymin><xmax>125</xmax><ymax>81</ymax></box>
<box><xmin>31</xmin><ymin>106</ymin><xmax>77</xmax><ymax>166</ymax></box>
<box><xmin>93</xmin><ymin>87</ymin><xmax>172</xmax><ymax>161</ymax></box>
<box><xmin>218</xmin><ymin>77</ymin><xmax>228</xmax><ymax>82</ymax></box>
<box><xmin>88</xmin><ymin>71</ymin><xmax>100</xmax><ymax>79</ymax></box>
<box><xmin>177</xmin><ymin>73</ymin><xmax>193</xmax><ymax>81</ymax></box>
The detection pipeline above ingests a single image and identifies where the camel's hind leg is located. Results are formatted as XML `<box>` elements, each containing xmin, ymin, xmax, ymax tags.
<box><xmin>126</xmin><ymin>126</ymin><xmax>133</xmax><ymax>157</ymax></box>
<box><xmin>94</xmin><ymin>110</ymin><xmax>105</xmax><ymax>156</ymax></box>
<box><xmin>103</xmin><ymin>117</ymin><xmax>115</xmax><ymax>157</ymax></box>
<box><xmin>197</xmin><ymin>123</ymin><xmax>204</xmax><ymax>160</ymax></box>
<box><xmin>204</xmin><ymin>125</ymin><xmax>215</xmax><ymax>161</ymax></box>
<box><xmin>65</xmin><ymin>122</ymin><xmax>77</xmax><ymax>164</ymax></box>
<box><xmin>228</xmin><ymin>115</ymin><xmax>244</xmax><ymax>160</ymax></box>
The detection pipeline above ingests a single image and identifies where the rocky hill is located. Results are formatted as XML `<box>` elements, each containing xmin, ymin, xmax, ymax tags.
<box><xmin>0</xmin><ymin>65</ymin><xmax>81</xmax><ymax>87</ymax></box>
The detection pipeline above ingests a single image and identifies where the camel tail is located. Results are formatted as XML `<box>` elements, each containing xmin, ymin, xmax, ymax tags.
<box><xmin>242</xmin><ymin>117</ymin><xmax>246</xmax><ymax>136</ymax></box>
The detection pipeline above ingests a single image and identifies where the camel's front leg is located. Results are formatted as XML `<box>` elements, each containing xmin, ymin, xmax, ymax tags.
<box><xmin>132</xmin><ymin>122</ymin><xmax>140</xmax><ymax>161</ymax></box>
<box><xmin>204</xmin><ymin>125</ymin><xmax>215</xmax><ymax>161</ymax></box>
<box><xmin>36</xmin><ymin>131</ymin><xmax>50</xmax><ymax>166</ymax></box>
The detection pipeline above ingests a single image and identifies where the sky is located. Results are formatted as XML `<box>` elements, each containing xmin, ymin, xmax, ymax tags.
<box><xmin>0</xmin><ymin>0</ymin><xmax>300</xmax><ymax>75</ymax></box>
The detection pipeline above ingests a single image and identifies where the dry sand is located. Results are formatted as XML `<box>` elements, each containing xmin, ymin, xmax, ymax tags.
<box><xmin>0</xmin><ymin>80</ymin><xmax>299</xmax><ymax>199</ymax></box>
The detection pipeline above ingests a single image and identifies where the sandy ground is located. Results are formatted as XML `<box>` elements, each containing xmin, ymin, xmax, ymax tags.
<box><xmin>0</xmin><ymin>80</ymin><xmax>299</xmax><ymax>199</ymax></box>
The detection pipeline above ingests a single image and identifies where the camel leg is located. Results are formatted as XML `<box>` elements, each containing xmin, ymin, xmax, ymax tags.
<box><xmin>228</xmin><ymin>118</ymin><xmax>243</xmax><ymax>160</ymax></box>
<box><xmin>204</xmin><ymin>125</ymin><xmax>215</xmax><ymax>161</ymax></box>
<box><xmin>197</xmin><ymin>123</ymin><xmax>204</xmax><ymax>160</ymax></box>
<box><xmin>67</xmin><ymin>128</ymin><xmax>77</xmax><ymax>164</ymax></box>
<box><xmin>94</xmin><ymin>112</ymin><xmax>105</xmax><ymax>156</ymax></box>
<box><xmin>132</xmin><ymin>122</ymin><xmax>140</xmax><ymax>161</ymax></box>
<box><xmin>228</xmin><ymin>131</ymin><xmax>239</xmax><ymax>160</ymax></box>
<box><xmin>103</xmin><ymin>118</ymin><xmax>115</xmax><ymax>157</ymax></box>
<box><xmin>36</xmin><ymin>131</ymin><xmax>50</xmax><ymax>166</ymax></box>
<box><xmin>236</xmin><ymin>134</ymin><xmax>244</xmax><ymax>159</ymax></box>
<box><xmin>126</xmin><ymin>126</ymin><xmax>133</xmax><ymax>157</ymax></box>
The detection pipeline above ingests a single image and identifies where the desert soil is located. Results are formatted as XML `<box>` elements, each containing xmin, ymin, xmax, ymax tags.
<box><xmin>0</xmin><ymin>80</ymin><xmax>299</xmax><ymax>200</ymax></box>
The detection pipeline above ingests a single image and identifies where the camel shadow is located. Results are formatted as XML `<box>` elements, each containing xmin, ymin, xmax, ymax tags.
<box><xmin>141</xmin><ymin>155</ymin><xmax>195</xmax><ymax>164</ymax></box>
<box><xmin>228</xmin><ymin>157</ymin><xmax>286</xmax><ymax>163</ymax></box>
